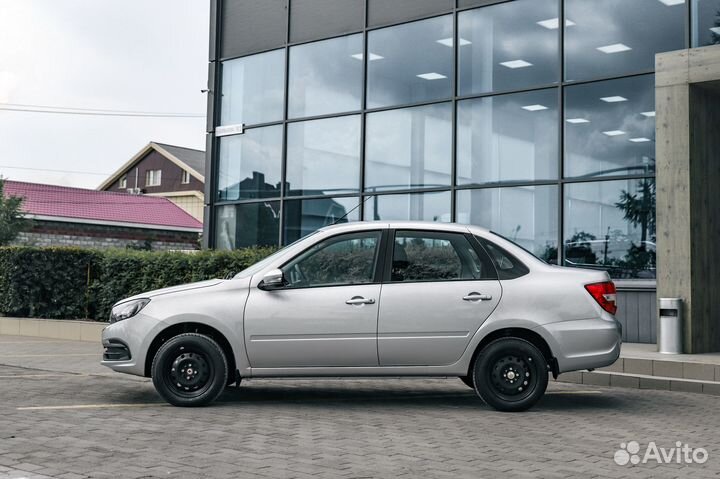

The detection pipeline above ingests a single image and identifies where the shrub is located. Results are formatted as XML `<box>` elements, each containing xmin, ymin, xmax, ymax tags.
<box><xmin>0</xmin><ymin>246</ymin><xmax>275</xmax><ymax>321</ymax></box>
<box><xmin>0</xmin><ymin>247</ymin><xmax>100</xmax><ymax>319</ymax></box>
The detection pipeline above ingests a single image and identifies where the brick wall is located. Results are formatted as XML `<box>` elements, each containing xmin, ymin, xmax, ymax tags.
<box><xmin>13</xmin><ymin>220</ymin><xmax>200</xmax><ymax>251</ymax></box>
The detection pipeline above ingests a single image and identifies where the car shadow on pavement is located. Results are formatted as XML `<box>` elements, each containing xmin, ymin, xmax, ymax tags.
<box><xmin>206</xmin><ymin>380</ymin><xmax>625</xmax><ymax>412</ymax></box>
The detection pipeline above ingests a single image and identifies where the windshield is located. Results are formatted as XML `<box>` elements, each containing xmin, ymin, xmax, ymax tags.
<box><xmin>232</xmin><ymin>231</ymin><xmax>320</xmax><ymax>279</ymax></box>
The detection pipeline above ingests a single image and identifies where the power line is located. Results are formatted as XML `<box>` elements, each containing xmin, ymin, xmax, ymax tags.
<box><xmin>0</xmin><ymin>102</ymin><xmax>205</xmax><ymax>118</ymax></box>
<box><xmin>0</xmin><ymin>165</ymin><xmax>111</xmax><ymax>176</ymax></box>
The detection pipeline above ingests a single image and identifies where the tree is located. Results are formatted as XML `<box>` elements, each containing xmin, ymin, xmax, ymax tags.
<box><xmin>614</xmin><ymin>178</ymin><xmax>656</xmax><ymax>251</ymax></box>
<box><xmin>0</xmin><ymin>179</ymin><xmax>26</xmax><ymax>245</ymax></box>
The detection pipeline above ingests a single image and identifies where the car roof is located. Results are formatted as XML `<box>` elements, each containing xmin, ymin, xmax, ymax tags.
<box><xmin>319</xmin><ymin>220</ymin><xmax>490</xmax><ymax>234</ymax></box>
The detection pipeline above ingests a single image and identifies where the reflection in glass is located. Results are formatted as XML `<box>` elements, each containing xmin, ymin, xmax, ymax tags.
<box><xmin>458</xmin><ymin>0</ymin><xmax>559</xmax><ymax>95</ymax></box>
<box><xmin>220</xmin><ymin>49</ymin><xmax>285</xmax><ymax>126</ymax></box>
<box><xmin>217</xmin><ymin>125</ymin><xmax>283</xmax><ymax>201</ymax></box>
<box><xmin>288</xmin><ymin>34</ymin><xmax>363</xmax><ymax>118</ymax></box>
<box><xmin>367</xmin><ymin>15</ymin><xmax>453</xmax><ymax>108</ymax></box>
<box><xmin>565</xmin><ymin>0</ymin><xmax>685</xmax><ymax>81</ymax></box>
<box><xmin>216</xmin><ymin>202</ymin><xmax>280</xmax><ymax>250</ymax></box>
<box><xmin>564</xmin><ymin>179</ymin><xmax>656</xmax><ymax>279</ymax></box>
<box><xmin>457</xmin><ymin>89</ymin><xmax>558</xmax><ymax>185</ymax></box>
<box><xmin>286</xmin><ymin>115</ymin><xmax>361</xmax><ymax>196</ymax></box>
<box><xmin>456</xmin><ymin>186</ymin><xmax>558</xmax><ymax>263</ymax></box>
<box><xmin>365</xmin><ymin>103</ymin><xmax>452</xmax><ymax>192</ymax></box>
<box><xmin>363</xmin><ymin>191</ymin><xmax>451</xmax><ymax>222</ymax></box>
<box><xmin>692</xmin><ymin>0</ymin><xmax>720</xmax><ymax>47</ymax></box>
<box><xmin>564</xmin><ymin>75</ymin><xmax>655</xmax><ymax>179</ymax></box>
<box><xmin>284</xmin><ymin>196</ymin><xmax>361</xmax><ymax>244</ymax></box>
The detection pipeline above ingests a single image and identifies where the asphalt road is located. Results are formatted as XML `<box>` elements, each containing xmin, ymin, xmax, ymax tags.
<box><xmin>1</xmin><ymin>335</ymin><xmax>719</xmax><ymax>479</ymax></box>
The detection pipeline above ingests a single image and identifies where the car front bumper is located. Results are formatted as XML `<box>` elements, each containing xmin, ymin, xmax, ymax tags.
<box><xmin>101</xmin><ymin>313</ymin><xmax>165</xmax><ymax>377</ymax></box>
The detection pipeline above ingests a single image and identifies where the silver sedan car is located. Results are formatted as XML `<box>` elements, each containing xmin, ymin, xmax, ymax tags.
<box><xmin>101</xmin><ymin>221</ymin><xmax>621</xmax><ymax>412</ymax></box>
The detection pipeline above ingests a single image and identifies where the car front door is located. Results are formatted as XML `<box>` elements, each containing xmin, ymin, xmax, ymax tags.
<box><xmin>377</xmin><ymin>230</ymin><xmax>502</xmax><ymax>366</ymax></box>
<box><xmin>244</xmin><ymin>230</ymin><xmax>385</xmax><ymax>368</ymax></box>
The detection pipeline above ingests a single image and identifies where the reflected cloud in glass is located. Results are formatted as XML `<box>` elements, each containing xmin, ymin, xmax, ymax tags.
<box><xmin>458</xmin><ymin>0</ymin><xmax>560</xmax><ymax>95</ymax></box>
<box><xmin>564</xmin><ymin>75</ymin><xmax>655</xmax><ymax>179</ymax></box>
<box><xmin>367</xmin><ymin>15</ymin><xmax>453</xmax><ymax>108</ymax></box>
<box><xmin>457</xmin><ymin>88</ymin><xmax>559</xmax><ymax>186</ymax></box>
<box><xmin>221</xmin><ymin>49</ymin><xmax>285</xmax><ymax>127</ymax></box>
<box><xmin>217</xmin><ymin>125</ymin><xmax>283</xmax><ymax>201</ymax></box>
<box><xmin>565</xmin><ymin>0</ymin><xmax>685</xmax><ymax>81</ymax></box>
<box><xmin>456</xmin><ymin>185</ymin><xmax>559</xmax><ymax>263</ymax></box>
<box><xmin>286</xmin><ymin>115</ymin><xmax>361</xmax><ymax>196</ymax></box>
<box><xmin>365</xmin><ymin>103</ymin><xmax>452</xmax><ymax>192</ymax></box>
<box><xmin>363</xmin><ymin>191</ymin><xmax>451</xmax><ymax>222</ymax></box>
<box><xmin>288</xmin><ymin>34</ymin><xmax>363</xmax><ymax>118</ymax></box>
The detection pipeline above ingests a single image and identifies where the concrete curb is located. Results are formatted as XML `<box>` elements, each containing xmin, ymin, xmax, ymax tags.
<box><xmin>0</xmin><ymin>317</ymin><xmax>105</xmax><ymax>342</ymax></box>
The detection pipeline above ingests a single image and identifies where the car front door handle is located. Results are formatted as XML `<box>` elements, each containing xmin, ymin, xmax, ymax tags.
<box><xmin>346</xmin><ymin>296</ymin><xmax>375</xmax><ymax>305</ymax></box>
<box><xmin>463</xmin><ymin>292</ymin><xmax>492</xmax><ymax>302</ymax></box>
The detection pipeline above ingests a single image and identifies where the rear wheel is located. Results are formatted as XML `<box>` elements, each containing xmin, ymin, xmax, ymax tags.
<box><xmin>473</xmin><ymin>338</ymin><xmax>548</xmax><ymax>412</ymax></box>
<box><xmin>151</xmin><ymin>333</ymin><xmax>228</xmax><ymax>407</ymax></box>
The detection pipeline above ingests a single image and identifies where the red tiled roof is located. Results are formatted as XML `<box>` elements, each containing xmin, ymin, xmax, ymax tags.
<box><xmin>3</xmin><ymin>180</ymin><xmax>202</xmax><ymax>231</ymax></box>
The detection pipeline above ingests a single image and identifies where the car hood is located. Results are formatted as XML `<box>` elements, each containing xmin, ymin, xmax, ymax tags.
<box><xmin>119</xmin><ymin>279</ymin><xmax>226</xmax><ymax>303</ymax></box>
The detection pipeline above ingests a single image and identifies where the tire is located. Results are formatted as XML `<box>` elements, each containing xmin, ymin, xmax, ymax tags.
<box><xmin>459</xmin><ymin>375</ymin><xmax>474</xmax><ymax>389</ymax></box>
<box><xmin>151</xmin><ymin>333</ymin><xmax>228</xmax><ymax>407</ymax></box>
<box><xmin>472</xmin><ymin>338</ymin><xmax>548</xmax><ymax>412</ymax></box>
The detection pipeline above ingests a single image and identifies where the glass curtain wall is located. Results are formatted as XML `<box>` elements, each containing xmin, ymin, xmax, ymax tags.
<box><xmin>214</xmin><ymin>0</ymin><xmax>691</xmax><ymax>279</ymax></box>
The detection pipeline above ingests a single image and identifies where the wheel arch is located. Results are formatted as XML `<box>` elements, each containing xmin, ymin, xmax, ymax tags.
<box><xmin>468</xmin><ymin>327</ymin><xmax>559</xmax><ymax>379</ymax></box>
<box><xmin>144</xmin><ymin>322</ymin><xmax>237</xmax><ymax>381</ymax></box>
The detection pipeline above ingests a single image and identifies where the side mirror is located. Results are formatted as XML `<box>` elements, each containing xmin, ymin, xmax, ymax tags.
<box><xmin>258</xmin><ymin>269</ymin><xmax>286</xmax><ymax>290</ymax></box>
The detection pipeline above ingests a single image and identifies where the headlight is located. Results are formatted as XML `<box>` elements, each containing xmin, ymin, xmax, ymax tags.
<box><xmin>110</xmin><ymin>299</ymin><xmax>150</xmax><ymax>323</ymax></box>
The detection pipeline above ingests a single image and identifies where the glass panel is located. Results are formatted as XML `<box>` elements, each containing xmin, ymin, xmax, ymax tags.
<box><xmin>692</xmin><ymin>0</ymin><xmax>720</xmax><ymax>47</ymax></box>
<box><xmin>220</xmin><ymin>49</ymin><xmax>285</xmax><ymax>126</ymax></box>
<box><xmin>564</xmin><ymin>178</ymin><xmax>656</xmax><ymax>279</ymax></box>
<box><xmin>282</xmin><ymin>231</ymin><xmax>381</xmax><ymax>287</ymax></box>
<box><xmin>288</xmin><ymin>34</ymin><xmax>363</xmax><ymax>118</ymax></box>
<box><xmin>286</xmin><ymin>115</ymin><xmax>361</xmax><ymax>196</ymax></box>
<box><xmin>364</xmin><ymin>191</ymin><xmax>452</xmax><ymax>222</ymax></box>
<box><xmin>458</xmin><ymin>0</ymin><xmax>560</xmax><ymax>95</ymax></box>
<box><xmin>564</xmin><ymin>75</ymin><xmax>655</xmax><ymax>179</ymax></box>
<box><xmin>215</xmin><ymin>202</ymin><xmax>280</xmax><ymax>250</ymax></box>
<box><xmin>284</xmin><ymin>196</ymin><xmax>361</xmax><ymax>244</ymax></box>
<box><xmin>365</xmin><ymin>103</ymin><xmax>452</xmax><ymax>192</ymax></box>
<box><xmin>391</xmin><ymin>232</ymin><xmax>491</xmax><ymax>282</ymax></box>
<box><xmin>565</xmin><ymin>0</ymin><xmax>685</xmax><ymax>82</ymax></box>
<box><xmin>457</xmin><ymin>89</ymin><xmax>559</xmax><ymax>186</ymax></box>
<box><xmin>367</xmin><ymin>15</ymin><xmax>453</xmax><ymax>108</ymax></box>
<box><xmin>217</xmin><ymin>125</ymin><xmax>283</xmax><ymax>201</ymax></box>
<box><xmin>456</xmin><ymin>185</ymin><xmax>559</xmax><ymax>263</ymax></box>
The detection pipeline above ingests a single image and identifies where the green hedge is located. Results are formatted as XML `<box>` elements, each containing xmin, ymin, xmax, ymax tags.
<box><xmin>0</xmin><ymin>246</ymin><xmax>275</xmax><ymax>321</ymax></box>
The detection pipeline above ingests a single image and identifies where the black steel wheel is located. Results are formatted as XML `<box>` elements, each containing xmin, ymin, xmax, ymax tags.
<box><xmin>151</xmin><ymin>333</ymin><xmax>227</xmax><ymax>407</ymax></box>
<box><xmin>472</xmin><ymin>338</ymin><xmax>548</xmax><ymax>412</ymax></box>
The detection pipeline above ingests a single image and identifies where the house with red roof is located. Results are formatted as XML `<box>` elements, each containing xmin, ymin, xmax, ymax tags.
<box><xmin>3</xmin><ymin>180</ymin><xmax>202</xmax><ymax>250</ymax></box>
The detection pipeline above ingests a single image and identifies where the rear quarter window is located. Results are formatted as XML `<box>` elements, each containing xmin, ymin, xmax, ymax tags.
<box><xmin>475</xmin><ymin>237</ymin><xmax>530</xmax><ymax>280</ymax></box>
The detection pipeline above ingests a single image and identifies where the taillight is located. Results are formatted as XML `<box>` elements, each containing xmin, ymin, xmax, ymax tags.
<box><xmin>584</xmin><ymin>281</ymin><xmax>617</xmax><ymax>315</ymax></box>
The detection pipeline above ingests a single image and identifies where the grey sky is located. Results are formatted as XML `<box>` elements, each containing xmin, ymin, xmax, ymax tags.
<box><xmin>0</xmin><ymin>0</ymin><xmax>209</xmax><ymax>188</ymax></box>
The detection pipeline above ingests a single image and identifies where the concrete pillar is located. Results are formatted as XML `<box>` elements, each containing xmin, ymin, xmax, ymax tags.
<box><xmin>656</xmin><ymin>45</ymin><xmax>720</xmax><ymax>353</ymax></box>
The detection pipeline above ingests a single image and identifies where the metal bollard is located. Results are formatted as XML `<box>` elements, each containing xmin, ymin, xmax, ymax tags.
<box><xmin>658</xmin><ymin>298</ymin><xmax>683</xmax><ymax>354</ymax></box>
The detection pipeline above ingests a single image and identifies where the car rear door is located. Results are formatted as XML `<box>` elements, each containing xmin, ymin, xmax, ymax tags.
<box><xmin>243</xmin><ymin>229</ymin><xmax>386</xmax><ymax>368</ymax></box>
<box><xmin>377</xmin><ymin>229</ymin><xmax>502</xmax><ymax>366</ymax></box>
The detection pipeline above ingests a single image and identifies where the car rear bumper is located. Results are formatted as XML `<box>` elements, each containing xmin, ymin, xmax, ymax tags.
<box><xmin>536</xmin><ymin>315</ymin><xmax>622</xmax><ymax>373</ymax></box>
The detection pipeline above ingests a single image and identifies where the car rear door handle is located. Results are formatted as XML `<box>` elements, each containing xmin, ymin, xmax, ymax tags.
<box><xmin>463</xmin><ymin>292</ymin><xmax>492</xmax><ymax>302</ymax></box>
<box><xmin>346</xmin><ymin>296</ymin><xmax>375</xmax><ymax>305</ymax></box>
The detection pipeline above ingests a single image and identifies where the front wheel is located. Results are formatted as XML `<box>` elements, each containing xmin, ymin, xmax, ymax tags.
<box><xmin>151</xmin><ymin>333</ymin><xmax>228</xmax><ymax>407</ymax></box>
<box><xmin>473</xmin><ymin>338</ymin><xmax>548</xmax><ymax>412</ymax></box>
